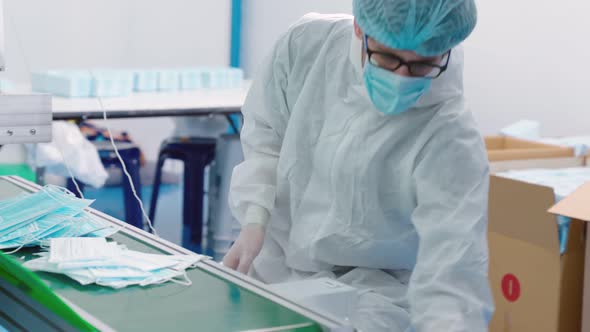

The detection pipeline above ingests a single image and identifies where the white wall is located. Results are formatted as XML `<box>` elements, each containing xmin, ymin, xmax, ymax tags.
<box><xmin>463</xmin><ymin>0</ymin><xmax>590</xmax><ymax>136</ymax></box>
<box><xmin>0</xmin><ymin>0</ymin><xmax>231</xmax><ymax>163</ymax></box>
<box><xmin>2</xmin><ymin>0</ymin><xmax>231</xmax><ymax>82</ymax></box>
<box><xmin>243</xmin><ymin>1</ymin><xmax>590</xmax><ymax>137</ymax></box>
<box><xmin>2</xmin><ymin>0</ymin><xmax>587</xmax><ymax>165</ymax></box>
<box><xmin>241</xmin><ymin>0</ymin><xmax>352</xmax><ymax>78</ymax></box>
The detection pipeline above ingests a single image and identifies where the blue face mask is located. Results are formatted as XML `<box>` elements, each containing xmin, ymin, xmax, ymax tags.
<box><xmin>0</xmin><ymin>186</ymin><xmax>118</xmax><ymax>251</ymax></box>
<box><xmin>0</xmin><ymin>186</ymin><xmax>91</xmax><ymax>232</ymax></box>
<box><xmin>362</xmin><ymin>36</ymin><xmax>432</xmax><ymax>116</ymax></box>
<box><xmin>363</xmin><ymin>63</ymin><xmax>432</xmax><ymax>115</ymax></box>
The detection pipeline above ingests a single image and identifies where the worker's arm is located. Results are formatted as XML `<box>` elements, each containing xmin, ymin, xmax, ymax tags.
<box><xmin>408</xmin><ymin>113</ymin><xmax>494</xmax><ymax>332</ymax></box>
<box><xmin>224</xmin><ymin>32</ymin><xmax>292</xmax><ymax>273</ymax></box>
<box><xmin>228</xmin><ymin>33</ymin><xmax>292</xmax><ymax>228</ymax></box>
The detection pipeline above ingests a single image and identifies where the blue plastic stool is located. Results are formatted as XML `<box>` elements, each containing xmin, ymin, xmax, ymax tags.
<box><xmin>149</xmin><ymin>137</ymin><xmax>216</xmax><ymax>253</ymax></box>
<box><xmin>67</xmin><ymin>141</ymin><xmax>143</xmax><ymax>229</ymax></box>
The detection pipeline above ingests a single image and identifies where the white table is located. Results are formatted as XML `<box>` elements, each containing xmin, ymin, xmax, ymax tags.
<box><xmin>50</xmin><ymin>83</ymin><xmax>250</xmax><ymax>124</ymax></box>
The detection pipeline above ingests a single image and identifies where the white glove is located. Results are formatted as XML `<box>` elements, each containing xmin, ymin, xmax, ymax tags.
<box><xmin>222</xmin><ymin>223</ymin><xmax>265</xmax><ymax>274</ymax></box>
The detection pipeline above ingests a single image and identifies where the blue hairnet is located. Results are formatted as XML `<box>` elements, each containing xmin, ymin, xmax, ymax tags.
<box><xmin>353</xmin><ymin>0</ymin><xmax>477</xmax><ymax>56</ymax></box>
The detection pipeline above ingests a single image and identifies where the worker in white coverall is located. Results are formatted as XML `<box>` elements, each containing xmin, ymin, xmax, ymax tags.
<box><xmin>223</xmin><ymin>0</ymin><xmax>494</xmax><ymax>330</ymax></box>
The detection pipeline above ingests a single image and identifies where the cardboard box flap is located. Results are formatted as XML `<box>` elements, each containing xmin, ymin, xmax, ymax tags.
<box><xmin>548</xmin><ymin>181</ymin><xmax>590</xmax><ymax>222</ymax></box>
<box><xmin>487</xmin><ymin>148</ymin><xmax>574</xmax><ymax>162</ymax></box>
<box><xmin>557</xmin><ymin>218</ymin><xmax>585</xmax><ymax>332</ymax></box>
<box><xmin>485</xmin><ymin>136</ymin><xmax>576</xmax><ymax>162</ymax></box>
<box><xmin>490</xmin><ymin>175</ymin><xmax>560</xmax><ymax>253</ymax></box>
<box><xmin>485</xmin><ymin>136</ymin><xmax>572</xmax><ymax>150</ymax></box>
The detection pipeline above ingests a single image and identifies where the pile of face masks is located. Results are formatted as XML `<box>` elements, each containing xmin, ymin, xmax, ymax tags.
<box><xmin>24</xmin><ymin>238</ymin><xmax>203</xmax><ymax>289</ymax></box>
<box><xmin>31</xmin><ymin>67</ymin><xmax>245</xmax><ymax>98</ymax></box>
<box><xmin>0</xmin><ymin>185</ymin><xmax>119</xmax><ymax>250</ymax></box>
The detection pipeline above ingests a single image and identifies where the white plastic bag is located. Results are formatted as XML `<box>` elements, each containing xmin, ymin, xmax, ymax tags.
<box><xmin>26</xmin><ymin>121</ymin><xmax>108</xmax><ymax>188</ymax></box>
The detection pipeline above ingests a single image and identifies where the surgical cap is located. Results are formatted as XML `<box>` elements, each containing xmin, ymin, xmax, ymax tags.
<box><xmin>353</xmin><ymin>0</ymin><xmax>477</xmax><ymax>56</ymax></box>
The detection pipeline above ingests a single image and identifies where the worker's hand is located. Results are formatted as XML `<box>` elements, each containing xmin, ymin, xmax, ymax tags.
<box><xmin>223</xmin><ymin>223</ymin><xmax>265</xmax><ymax>274</ymax></box>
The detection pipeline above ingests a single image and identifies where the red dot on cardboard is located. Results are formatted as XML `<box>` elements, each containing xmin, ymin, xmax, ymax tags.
<box><xmin>501</xmin><ymin>274</ymin><xmax>521</xmax><ymax>302</ymax></box>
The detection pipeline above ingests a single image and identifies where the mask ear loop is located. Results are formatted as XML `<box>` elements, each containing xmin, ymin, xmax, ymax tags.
<box><xmin>87</xmin><ymin>213</ymin><xmax>121</xmax><ymax>237</ymax></box>
<box><xmin>3</xmin><ymin>229</ymin><xmax>45</xmax><ymax>255</ymax></box>
<box><xmin>68</xmin><ymin>215</ymin><xmax>85</xmax><ymax>237</ymax></box>
<box><xmin>2</xmin><ymin>240</ymin><xmax>27</xmax><ymax>255</ymax></box>
<box><xmin>170</xmin><ymin>270</ymin><xmax>193</xmax><ymax>286</ymax></box>
<box><xmin>96</xmin><ymin>279</ymin><xmax>134</xmax><ymax>289</ymax></box>
<box><xmin>154</xmin><ymin>270</ymin><xmax>193</xmax><ymax>287</ymax></box>
<box><xmin>42</xmin><ymin>185</ymin><xmax>83</xmax><ymax>207</ymax></box>
<box><xmin>39</xmin><ymin>186</ymin><xmax>75</xmax><ymax>211</ymax></box>
<box><xmin>71</xmin><ymin>213</ymin><xmax>104</xmax><ymax>237</ymax></box>
<box><xmin>75</xmin><ymin>212</ymin><xmax>120</xmax><ymax>237</ymax></box>
<box><xmin>38</xmin><ymin>188</ymin><xmax>96</xmax><ymax>238</ymax></box>
<box><xmin>138</xmin><ymin>268</ymin><xmax>193</xmax><ymax>287</ymax></box>
<box><xmin>7</xmin><ymin>216</ymin><xmax>81</xmax><ymax>255</ymax></box>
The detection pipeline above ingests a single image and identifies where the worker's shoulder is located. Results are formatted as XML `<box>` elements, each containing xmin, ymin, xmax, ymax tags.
<box><xmin>424</xmin><ymin>100</ymin><xmax>485</xmax><ymax>152</ymax></box>
<box><xmin>286</xmin><ymin>13</ymin><xmax>353</xmax><ymax>43</ymax></box>
<box><xmin>431</xmin><ymin>100</ymin><xmax>479</xmax><ymax>135</ymax></box>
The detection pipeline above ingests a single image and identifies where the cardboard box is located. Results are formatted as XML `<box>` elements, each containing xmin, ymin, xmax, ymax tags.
<box><xmin>488</xmin><ymin>175</ymin><xmax>587</xmax><ymax>332</ymax></box>
<box><xmin>486</xmin><ymin>136</ymin><xmax>575</xmax><ymax>161</ymax></box>
<box><xmin>549</xmin><ymin>183</ymin><xmax>590</xmax><ymax>332</ymax></box>
<box><xmin>485</xmin><ymin>136</ymin><xmax>582</xmax><ymax>173</ymax></box>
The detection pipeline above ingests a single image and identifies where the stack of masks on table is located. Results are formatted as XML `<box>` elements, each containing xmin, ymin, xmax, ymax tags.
<box><xmin>0</xmin><ymin>185</ymin><xmax>119</xmax><ymax>250</ymax></box>
<box><xmin>31</xmin><ymin>67</ymin><xmax>244</xmax><ymax>98</ymax></box>
<box><xmin>24</xmin><ymin>238</ymin><xmax>203</xmax><ymax>289</ymax></box>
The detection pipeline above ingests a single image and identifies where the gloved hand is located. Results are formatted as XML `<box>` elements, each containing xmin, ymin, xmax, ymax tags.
<box><xmin>222</xmin><ymin>223</ymin><xmax>265</xmax><ymax>274</ymax></box>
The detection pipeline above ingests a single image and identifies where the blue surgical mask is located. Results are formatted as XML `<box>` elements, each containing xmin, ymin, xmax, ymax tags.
<box><xmin>363</xmin><ymin>61</ymin><xmax>432</xmax><ymax>116</ymax></box>
<box><xmin>0</xmin><ymin>186</ymin><xmax>91</xmax><ymax>236</ymax></box>
<box><xmin>0</xmin><ymin>186</ymin><xmax>118</xmax><ymax>251</ymax></box>
<box><xmin>23</xmin><ymin>238</ymin><xmax>202</xmax><ymax>289</ymax></box>
<box><xmin>361</xmin><ymin>35</ymin><xmax>432</xmax><ymax>115</ymax></box>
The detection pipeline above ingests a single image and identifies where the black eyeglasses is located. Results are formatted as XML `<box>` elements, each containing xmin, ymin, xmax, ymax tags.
<box><xmin>364</xmin><ymin>35</ymin><xmax>451</xmax><ymax>79</ymax></box>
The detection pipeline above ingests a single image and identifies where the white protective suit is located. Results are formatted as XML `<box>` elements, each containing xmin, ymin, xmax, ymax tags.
<box><xmin>229</xmin><ymin>13</ymin><xmax>493</xmax><ymax>332</ymax></box>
